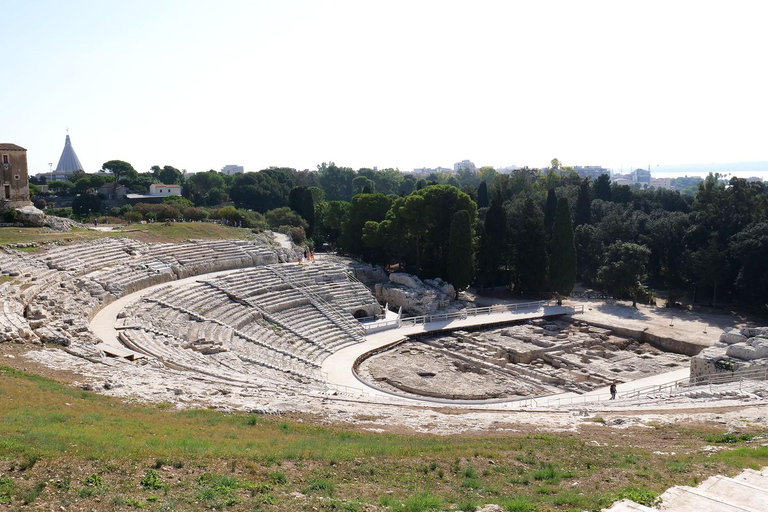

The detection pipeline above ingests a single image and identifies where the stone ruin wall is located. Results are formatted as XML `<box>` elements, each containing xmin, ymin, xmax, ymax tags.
<box><xmin>691</xmin><ymin>327</ymin><xmax>768</xmax><ymax>381</ymax></box>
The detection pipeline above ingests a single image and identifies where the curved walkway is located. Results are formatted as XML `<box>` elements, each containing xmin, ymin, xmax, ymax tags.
<box><xmin>91</xmin><ymin>271</ymin><xmax>698</xmax><ymax>410</ymax></box>
<box><xmin>320</xmin><ymin>304</ymin><xmax>693</xmax><ymax>408</ymax></box>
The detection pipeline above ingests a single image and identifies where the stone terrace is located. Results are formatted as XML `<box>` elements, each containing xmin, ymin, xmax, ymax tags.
<box><xmin>112</xmin><ymin>261</ymin><xmax>381</xmax><ymax>384</ymax></box>
<box><xmin>2</xmin><ymin>235</ymin><xmax>386</xmax><ymax>388</ymax></box>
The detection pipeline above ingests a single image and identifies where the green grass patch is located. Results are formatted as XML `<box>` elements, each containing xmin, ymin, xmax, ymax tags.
<box><xmin>706</xmin><ymin>433</ymin><xmax>756</xmax><ymax>444</ymax></box>
<box><xmin>0</xmin><ymin>365</ymin><xmax>766</xmax><ymax>511</ymax></box>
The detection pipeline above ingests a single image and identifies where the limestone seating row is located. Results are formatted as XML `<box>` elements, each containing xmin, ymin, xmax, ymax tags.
<box><xmin>45</xmin><ymin>241</ymin><xmax>138</xmax><ymax>273</ymax></box>
<box><xmin>227</xmin><ymin>334</ymin><xmax>323</xmax><ymax>381</ymax></box>
<box><xmin>87</xmin><ymin>266</ymin><xmax>161</xmax><ymax>295</ymax></box>
<box><xmin>233</xmin><ymin>320</ymin><xmax>328</xmax><ymax>366</ymax></box>
<box><xmin>138</xmin><ymin>296</ymin><xmax>324</xmax><ymax>370</ymax></box>
<box><xmin>271</xmin><ymin>305</ymin><xmax>356</xmax><ymax>352</ymax></box>
<box><xmin>146</xmin><ymin>241</ymin><xmax>251</xmax><ymax>267</ymax></box>
<box><xmin>249</xmin><ymin>289</ymin><xmax>310</xmax><ymax>314</ymax></box>
<box><xmin>152</xmin><ymin>284</ymin><xmax>229</xmax><ymax>317</ymax></box>
<box><xmin>1</xmin><ymin>299</ymin><xmax>34</xmax><ymax>340</ymax></box>
<box><xmin>208</xmin><ymin>271</ymin><xmax>289</xmax><ymax>298</ymax></box>
<box><xmin>118</xmin><ymin>329</ymin><xmax>257</xmax><ymax>384</ymax></box>
<box><xmin>316</xmin><ymin>281</ymin><xmax>379</xmax><ymax>312</ymax></box>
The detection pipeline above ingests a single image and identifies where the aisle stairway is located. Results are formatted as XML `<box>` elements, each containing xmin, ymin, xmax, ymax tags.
<box><xmin>603</xmin><ymin>467</ymin><xmax>768</xmax><ymax>511</ymax></box>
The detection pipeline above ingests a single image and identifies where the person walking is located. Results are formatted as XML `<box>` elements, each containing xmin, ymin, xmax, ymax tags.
<box><xmin>609</xmin><ymin>382</ymin><xmax>617</xmax><ymax>400</ymax></box>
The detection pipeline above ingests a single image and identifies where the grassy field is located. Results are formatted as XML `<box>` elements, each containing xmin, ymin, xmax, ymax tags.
<box><xmin>0</xmin><ymin>366</ymin><xmax>766</xmax><ymax>511</ymax></box>
<box><xmin>0</xmin><ymin>222</ymin><xmax>252</xmax><ymax>247</ymax></box>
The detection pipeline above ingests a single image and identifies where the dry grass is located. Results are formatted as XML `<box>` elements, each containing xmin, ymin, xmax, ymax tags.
<box><xmin>0</xmin><ymin>365</ymin><xmax>766</xmax><ymax>511</ymax></box>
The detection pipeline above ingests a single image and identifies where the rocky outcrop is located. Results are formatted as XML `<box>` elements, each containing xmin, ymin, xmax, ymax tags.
<box><xmin>374</xmin><ymin>273</ymin><xmax>466</xmax><ymax>316</ymax></box>
<box><xmin>690</xmin><ymin>326</ymin><xmax>768</xmax><ymax>380</ymax></box>
<box><xmin>44</xmin><ymin>215</ymin><xmax>81</xmax><ymax>231</ymax></box>
<box><xmin>16</xmin><ymin>205</ymin><xmax>46</xmax><ymax>227</ymax></box>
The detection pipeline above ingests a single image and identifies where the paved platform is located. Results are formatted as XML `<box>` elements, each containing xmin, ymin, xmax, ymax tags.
<box><xmin>322</xmin><ymin>304</ymin><xmax>692</xmax><ymax>407</ymax></box>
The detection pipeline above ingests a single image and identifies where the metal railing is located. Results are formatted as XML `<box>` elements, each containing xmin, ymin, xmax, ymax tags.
<box><xmin>359</xmin><ymin>300</ymin><xmax>581</xmax><ymax>334</ymax></box>
<box><xmin>400</xmin><ymin>300</ymin><xmax>553</xmax><ymax>327</ymax></box>
<box><xmin>537</xmin><ymin>366</ymin><xmax>768</xmax><ymax>408</ymax></box>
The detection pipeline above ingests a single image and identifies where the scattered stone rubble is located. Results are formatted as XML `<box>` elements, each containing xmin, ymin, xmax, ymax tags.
<box><xmin>374</xmin><ymin>272</ymin><xmax>469</xmax><ymax>315</ymax></box>
<box><xmin>691</xmin><ymin>326</ymin><xmax>768</xmax><ymax>379</ymax></box>
<box><xmin>359</xmin><ymin>319</ymin><xmax>690</xmax><ymax>400</ymax></box>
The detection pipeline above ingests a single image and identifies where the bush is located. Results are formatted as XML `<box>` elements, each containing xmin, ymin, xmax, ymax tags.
<box><xmin>266</xmin><ymin>207</ymin><xmax>308</xmax><ymax>230</ymax></box>
<box><xmin>34</xmin><ymin>198</ymin><xmax>47</xmax><ymax>210</ymax></box>
<box><xmin>124</xmin><ymin>211</ymin><xmax>143</xmax><ymax>223</ymax></box>
<box><xmin>132</xmin><ymin>203</ymin><xmax>180</xmax><ymax>221</ymax></box>
<box><xmin>289</xmin><ymin>226</ymin><xmax>306</xmax><ymax>244</ymax></box>
<box><xmin>1</xmin><ymin>208</ymin><xmax>19</xmax><ymax>223</ymax></box>
<box><xmin>183</xmin><ymin>207</ymin><xmax>208</xmax><ymax>221</ymax></box>
<box><xmin>71</xmin><ymin>194</ymin><xmax>102</xmax><ymax>217</ymax></box>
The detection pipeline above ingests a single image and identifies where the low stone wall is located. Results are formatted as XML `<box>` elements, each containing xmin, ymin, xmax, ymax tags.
<box><xmin>584</xmin><ymin>320</ymin><xmax>706</xmax><ymax>356</ymax></box>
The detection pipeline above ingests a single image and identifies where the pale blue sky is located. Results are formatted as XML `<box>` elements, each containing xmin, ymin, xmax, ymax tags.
<box><xmin>3</xmin><ymin>0</ymin><xmax>767</xmax><ymax>176</ymax></box>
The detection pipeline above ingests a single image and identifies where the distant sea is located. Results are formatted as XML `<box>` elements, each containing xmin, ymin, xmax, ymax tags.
<box><xmin>642</xmin><ymin>162</ymin><xmax>768</xmax><ymax>181</ymax></box>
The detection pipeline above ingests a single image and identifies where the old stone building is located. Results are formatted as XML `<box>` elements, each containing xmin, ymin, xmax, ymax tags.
<box><xmin>0</xmin><ymin>143</ymin><xmax>32</xmax><ymax>209</ymax></box>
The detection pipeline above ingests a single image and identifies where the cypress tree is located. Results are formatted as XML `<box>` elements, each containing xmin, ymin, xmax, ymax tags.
<box><xmin>513</xmin><ymin>198</ymin><xmax>548</xmax><ymax>294</ymax></box>
<box><xmin>477</xmin><ymin>199</ymin><xmax>506</xmax><ymax>288</ymax></box>
<box><xmin>301</xmin><ymin>187</ymin><xmax>315</xmax><ymax>237</ymax></box>
<box><xmin>477</xmin><ymin>181</ymin><xmax>489</xmax><ymax>209</ymax></box>
<box><xmin>544</xmin><ymin>188</ymin><xmax>557</xmax><ymax>233</ymax></box>
<box><xmin>448</xmin><ymin>210</ymin><xmax>474</xmax><ymax>295</ymax></box>
<box><xmin>288</xmin><ymin>186</ymin><xmax>307</xmax><ymax>214</ymax></box>
<box><xmin>575</xmin><ymin>178</ymin><xmax>591</xmax><ymax>226</ymax></box>
<box><xmin>549</xmin><ymin>197</ymin><xmax>576</xmax><ymax>296</ymax></box>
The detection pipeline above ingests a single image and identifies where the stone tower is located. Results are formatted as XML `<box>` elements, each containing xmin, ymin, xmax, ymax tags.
<box><xmin>0</xmin><ymin>143</ymin><xmax>32</xmax><ymax>209</ymax></box>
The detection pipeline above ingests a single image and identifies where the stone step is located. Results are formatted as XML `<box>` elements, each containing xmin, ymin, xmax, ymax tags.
<box><xmin>732</xmin><ymin>468</ymin><xmax>768</xmax><ymax>490</ymax></box>
<box><xmin>601</xmin><ymin>499</ymin><xmax>655</xmax><ymax>511</ymax></box>
<box><xmin>602</xmin><ymin>468</ymin><xmax>768</xmax><ymax>512</ymax></box>
<box><xmin>694</xmin><ymin>474</ymin><xmax>768</xmax><ymax>510</ymax></box>
<box><xmin>658</xmin><ymin>484</ymin><xmax>761</xmax><ymax>511</ymax></box>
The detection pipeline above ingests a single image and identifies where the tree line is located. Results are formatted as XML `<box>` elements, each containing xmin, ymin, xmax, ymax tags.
<box><xmin>29</xmin><ymin>161</ymin><xmax>768</xmax><ymax>310</ymax></box>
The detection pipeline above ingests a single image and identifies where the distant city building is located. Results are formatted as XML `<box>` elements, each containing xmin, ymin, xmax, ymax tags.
<box><xmin>221</xmin><ymin>165</ymin><xmax>244</xmax><ymax>175</ymax></box>
<box><xmin>126</xmin><ymin>183</ymin><xmax>181</xmax><ymax>204</ymax></box>
<box><xmin>746</xmin><ymin>176</ymin><xmax>764</xmax><ymax>182</ymax></box>
<box><xmin>52</xmin><ymin>134</ymin><xmax>84</xmax><ymax>182</ymax></box>
<box><xmin>574</xmin><ymin>166</ymin><xmax>610</xmax><ymax>180</ymax></box>
<box><xmin>100</xmin><ymin>183</ymin><xmax>128</xmax><ymax>200</ymax></box>
<box><xmin>149</xmin><ymin>184</ymin><xmax>181</xmax><ymax>196</ymax></box>
<box><xmin>633</xmin><ymin>168</ymin><xmax>651</xmax><ymax>184</ymax></box>
<box><xmin>1</xmin><ymin>143</ymin><xmax>32</xmax><ymax>208</ymax></box>
<box><xmin>650</xmin><ymin>177</ymin><xmax>672</xmax><ymax>190</ymax></box>
<box><xmin>611</xmin><ymin>172</ymin><xmax>634</xmax><ymax>187</ymax></box>
<box><xmin>497</xmin><ymin>165</ymin><xmax>521</xmax><ymax>174</ymax></box>
<box><xmin>453</xmin><ymin>160</ymin><xmax>476</xmax><ymax>173</ymax></box>
<box><xmin>412</xmin><ymin>166</ymin><xmax>453</xmax><ymax>174</ymax></box>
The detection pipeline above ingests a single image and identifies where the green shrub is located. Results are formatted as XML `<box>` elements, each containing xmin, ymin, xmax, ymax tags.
<box><xmin>605</xmin><ymin>487</ymin><xmax>660</xmax><ymax>507</ymax></box>
<box><xmin>0</xmin><ymin>476</ymin><xmax>14</xmax><ymax>504</ymax></box>
<box><xmin>140</xmin><ymin>469</ymin><xmax>165</xmax><ymax>490</ymax></box>
<box><xmin>706</xmin><ymin>433</ymin><xmax>754</xmax><ymax>443</ymax></box>
<box><xmin>83</xmin><ymin>473</ymin><xmax>105</xmax><ymax>488</ymax></box>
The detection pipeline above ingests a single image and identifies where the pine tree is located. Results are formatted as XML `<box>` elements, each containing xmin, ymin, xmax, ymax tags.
<box><xmin>448</xmin><ymin>210</ymin><xmax>474</xmax><ymax>295</ymax></box>
<box><xmin>549</xmin><ymin>197</ymin><xmax>576</xmax><ymax>296</ymax></box>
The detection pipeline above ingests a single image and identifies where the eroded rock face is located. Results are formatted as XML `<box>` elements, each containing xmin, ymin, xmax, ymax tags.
<box><xmin>375</xmin><ymin>273</ymin><xmax>464</xmax><ymax>316</ymax></box>
<box><xmin>691</xmin><ymin>326</ymin><xmax>768</xmax><ymax>379</ymax></box>
<box><xmin>15</xmin><ymin>205</ymin><xmax>45</xmax><ymax>227</ymax></box>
